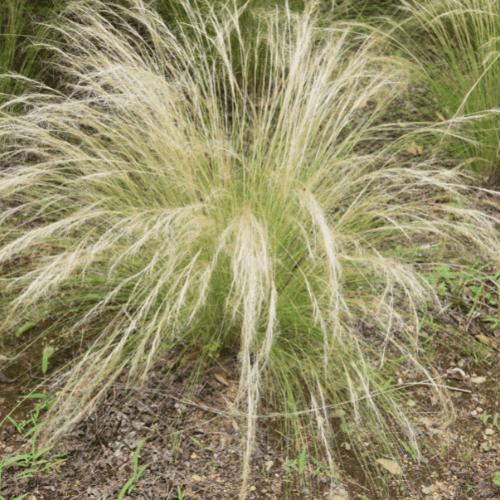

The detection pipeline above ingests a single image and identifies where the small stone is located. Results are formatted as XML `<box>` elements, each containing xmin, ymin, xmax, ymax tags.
<box><xmin>485</xmin><ymin>429</ymin><xmax>494</xmax><ymax>435</ymax></box>
<box><xmin>264</xmin><ymin>460</ymin><xmax>274</xmax><ymax>472</ymax></box>
<box><xmin>330</xmin><ymin>489</ymin><xmax>349</xmax><ymax>499</ymax></box>
<box><xmin>471</xmin><ymin>376</ymin><xmax>487</xmax><ymax>384</ymax></box>
<box><xmin>471</xmin><ymin>410</ymin><xmax>477</xmax><ymax>417</ymax></box>
<box><xmin>249</xmin><ymin>486</ymin><xmax>256</xmax><ymax>491</ymax></box>
<box><xmin>422</xmin><ymin>486</ymin><xmax>432</xmax><ymax>495</ymax></box>
<box><xmin>190</xmin><ymin>453</ymin><xmax>198</xmax><ymax>459</ymax></box>
<box><xmin>192</xmin><ymin>474</ymin><xmax>202</xmax><ymax>482</ymax></box>
<box><xmin>476</xmin><ymin>407</ymin><xmax>483</xmax><ymax>413</ymax></box>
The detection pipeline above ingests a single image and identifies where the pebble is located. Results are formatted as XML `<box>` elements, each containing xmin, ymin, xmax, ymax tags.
<box><xmin>422</xmin><ymin>486</ymin><xmax>432</xmax><ymax>495</ymax></box>
<box><xmin>476</xmin><ymin>407</ymin><xmax>483</xmax><ymax>413</ymax></box>
<box><xmin>471</xmin><ymin>376</ymin><xmax>487</xmax><ymax>384</ymax></box>
<box><xmin>470</xmin><ymin>410</ymin><xmax>477</xmax><ymax>417</ymax></box>
<box><xmin>485</xmin><ymin>429</ymin><xmax>494</xmax><ymax>435</ymax></box>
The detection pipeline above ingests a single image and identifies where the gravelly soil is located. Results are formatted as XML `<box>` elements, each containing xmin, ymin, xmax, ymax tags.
<box><xmin>0</xmin><ymin>347</ymin><xmax>350</xmax><ymax>500</ymax></box>
<box><xmin>1</xmin><ymin>303</ymin><xmax>500</xmax><ymax>500</ymax></box>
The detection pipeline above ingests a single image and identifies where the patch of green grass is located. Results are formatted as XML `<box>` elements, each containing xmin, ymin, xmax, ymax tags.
<box><xmin>425</xmin><ymin>259</ymin><xmax>500</xmax><ymax>330</ymax></box>
<box><xmin>7</xmin><ymin>393</ymin><xmax>56</xmax><ymax>436</ymax></box>
<box><xmin>0</xmin><ymin>394</ymin><xmax>67</xmax><ymax>499</ymax></box>
<box><xmin>1</xmin><ymin>0</ymin><xmax>500</xmax><ymax>497</ymax></box>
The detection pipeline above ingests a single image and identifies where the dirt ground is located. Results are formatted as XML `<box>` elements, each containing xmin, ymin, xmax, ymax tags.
<box><xmin>1</xmin><ymin>283</ymin><xmax>500</xmax><ymax>500</ymax></box>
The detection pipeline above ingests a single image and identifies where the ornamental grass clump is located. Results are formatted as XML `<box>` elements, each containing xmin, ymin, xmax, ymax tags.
<box><xmin>0</xmin><ymin>0</ymin><xmax>499</xmax><ymax>496</ymax></box>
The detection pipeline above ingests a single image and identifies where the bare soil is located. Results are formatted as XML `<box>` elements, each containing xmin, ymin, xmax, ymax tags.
<box><xmin>1</xmin><ymin>293</ymin><xmax>500</xmax><ymax>500</ymax></box>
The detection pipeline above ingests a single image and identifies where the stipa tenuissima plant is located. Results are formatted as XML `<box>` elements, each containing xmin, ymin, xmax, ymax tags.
<box><xmin>1</xmin><ymin>0</ymin><xmax>499</xmax><ymax>496</ymax></box>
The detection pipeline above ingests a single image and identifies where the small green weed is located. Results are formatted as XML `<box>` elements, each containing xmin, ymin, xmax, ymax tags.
<box><xmin>493</xmin><ymin>471</ymin><xmax>500</xmax><ymax>486</ymax></box>
<box><xmin>483</xmin><ymin>316</ymin><xmax>500</xmax><ymax>330</ymax></box>
<box><xmin>189</xmin><ymin>435</ymin><xmax>214</xmax><ymax>452</ymax></box>
<box><xmin>117</xmin><ymin>437</ymin><xmax>150</xmax><ymax>499</ymax></box>
<box><xmin>7</xmin><ymin>393</ymin><xmax>55</xmax><ymax>435</ymax></box>
<box><xmin>41</xmin><ymin>344</ymin><xmax>55</xmax><ymax>374</ymax></box>
<box><xmin>419</xmin><ymin>310</ymin><xmax>436</xmax><ymax>331</ymax></box>
<box><xmin>310</xmin><ymin>456</ymin><xmax>337</xmax><ymax>479</ymax></box>
<box><xmin>460</xmin><ymin>439</ymin><xmax>474</xmax><ymax>463</ymax></box>
<box><xmin>483</xmin><ymin>411</ymin><xmax>491</xmax><ymax>426</ymax></box>
<box><xmin>340</xmin><ymin>423</ymin><xmax>353</xmax><ymax>435</ymax></box>
<box><xmin>466</xmin><ymin>486</ymin><xmax>476</xmax><ymax>498</ymax></box>
<box><xmin>380</xmin><ymin>377</ymin><xmax>393</xmax><ymax>391</ymax></box>
<box><xmin>400</xmin><ymin>440</ymin><xmax>417</xmax><ymax>462</ymax></box>
<box><xmin>0</xmin><ymin>433</ymin><xmax>67</xmax><ymax>495</ymax></box>
<box><xmin>15</xmin><ymin>320</ymin><xmax>36</xmax><ymax>338</ymax></box>
<box><xmin>174</xmin><ymin>486</ymin><xmax>186</xmax><ymax>500</ymax></box>
<box><xmin>427</xmin><ymin>263</ymin><xmax>500</xmax><ymax>322</ymax></box>
<box><xmin>282</xmin><ymin>445</ymin><xmax>307</xmax><ymax>485</ymax></box>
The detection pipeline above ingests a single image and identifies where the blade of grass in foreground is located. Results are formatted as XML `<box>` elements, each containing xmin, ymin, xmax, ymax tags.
<box><xmin>0</xmin><ymin>0</ymin><xmax>499</xmax><ymax>497</ymax></box>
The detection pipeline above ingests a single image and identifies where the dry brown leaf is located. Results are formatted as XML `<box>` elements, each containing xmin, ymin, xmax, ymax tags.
<box><xmin>376</xmin><ymin>458</ymin><xmax>402</xmax><ymax>475</ymax></box>
<box><xmin>406</xmin><ymin>141</ymin><xmax>423</xmax><ymax>155</ymax></box>
<box><xmin>214</xmin><ymin>373</ymin><xmax>230</xmax><ymax>386</ymax></box>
